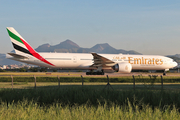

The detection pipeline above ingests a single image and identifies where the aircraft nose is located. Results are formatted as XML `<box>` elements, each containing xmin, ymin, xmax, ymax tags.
<box><xmin>174</xmin><ymin>62</ymin><xmax>178</xmax><ymax>67</ymax></box>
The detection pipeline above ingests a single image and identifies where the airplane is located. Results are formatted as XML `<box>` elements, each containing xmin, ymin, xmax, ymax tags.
<box><xmin>6</xmin><ymin>27</ymin><xmax>178</xmax><ymax>75</ymax></box>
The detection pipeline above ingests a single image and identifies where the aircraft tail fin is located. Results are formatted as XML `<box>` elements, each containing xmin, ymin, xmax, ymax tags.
<box><xmin>6</xmin><ymin>27</ymin><xmax>36</xmax><ymax>56</ymax></box>
<box><xmin>6</xmin><ymin>27</ymin><xmax>55</xmax><ymax>66</ymax></box>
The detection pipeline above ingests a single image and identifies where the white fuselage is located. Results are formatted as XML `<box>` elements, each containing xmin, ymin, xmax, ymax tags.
<box><xmin>6</xmin><ymin>27</ymin><xmax>177</xmax><ymax>73</ymax></box>
<box><xmin>8</xmin><ymin>53</ymin><xmax>178</xmax><ymax>71</ymax></box>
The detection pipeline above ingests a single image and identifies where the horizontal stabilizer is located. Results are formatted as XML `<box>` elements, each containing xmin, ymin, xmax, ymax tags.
<box><xmin>8</xmin><ymin>53</ymin><xmax>29</xmax><ymax>59</ymax></box>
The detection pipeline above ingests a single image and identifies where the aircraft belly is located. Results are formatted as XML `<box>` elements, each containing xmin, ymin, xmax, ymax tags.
<box><xmin>132</xmin><ymin>64</ymin><xmax>169</xmax><ymax>70</ymax></box>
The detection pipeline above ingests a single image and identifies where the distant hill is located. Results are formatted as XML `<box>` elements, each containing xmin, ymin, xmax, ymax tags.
<box><xmin>35</xmin><ymin>39</ymin><xmax>142</xmax><ymax>54</ymax></box>
<box><xmin>167</xmin><ymin>54</ymin><xmax>180</xmax><ymax>63</ymax></box>
<box><xmin>168</xmin><ymin>54</ymin><xmax>180</xmax><ymax>58</ymax></box>
<box><xmin>0</xmin><ymin>53</ymin><xmax>20</xmax><ymax>65</ymax></box>
<box><xmin>36</xmin><ymin>40</ymin><xmax>80</xmax><ymax>53</ymax></box>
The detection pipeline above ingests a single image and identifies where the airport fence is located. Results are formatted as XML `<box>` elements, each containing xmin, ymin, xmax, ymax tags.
<box><xmin>0</xmin><ymin>74</ymin><xmax>180</xmax><ymax>83</ymax></box>
<box><xmin>0</xmin><ymin>74</ymin><xmax>180</xmax><ymax>89</ymax></box>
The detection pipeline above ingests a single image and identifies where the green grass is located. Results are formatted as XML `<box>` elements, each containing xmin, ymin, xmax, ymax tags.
<box><xmin>0</xmin><ymin>100</ymin><xmax>179</xmax><ymax>119</ymax></box>
<box><xmin>0</xmin><ymin>86</ymin><xmax>180</xmax><ymax>108</ymax></box>
<box><xmin>0</xmin><ymin>87</ymin><xmax>180</xmax><ymax>119</ymax></box>
<box><xmin>1</xmin><ymin>75</ymin><xmax>180</xmax><ymax>83</ymax></box>
<box><xmin>1</xmin><ymin>81</ymin><xmax>180</xmax><ymax>90</ymax></box>
<box><xmin>1</xmin><ymin>73</ymin><xmax>180</xmax><ymax>119</ymax></box>
<box><xmin>0</xmin><ymin>84</ymin><xmax>180</xmax><ymax>119</ymax></box>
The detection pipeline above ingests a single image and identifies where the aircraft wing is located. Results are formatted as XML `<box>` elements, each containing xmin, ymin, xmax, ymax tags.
<box><xmin>91</xmin><ymin>53</ymin><xmax>116</xmax><ymax>67</ymax></box>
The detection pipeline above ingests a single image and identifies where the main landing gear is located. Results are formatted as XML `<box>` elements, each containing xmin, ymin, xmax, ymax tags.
<box><xmin>86</xmin><ymin>70</ymin><xmax>104</xmax><ymax>75</ymax></box>
<box><xmin>163</xmin><ymin>72</ymin><xmax>166</xmax><ymax>76</ymax></box>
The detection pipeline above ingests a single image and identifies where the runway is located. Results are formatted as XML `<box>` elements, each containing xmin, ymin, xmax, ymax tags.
<box><xmin>0</xmin><ymin>72</ymin><xmax>180</xmax><ymax>77</ymax></box>
<box><xmin>50</xmin><ymin>72</ymin><xmax>180</xmax><ymax>77</ymax></box>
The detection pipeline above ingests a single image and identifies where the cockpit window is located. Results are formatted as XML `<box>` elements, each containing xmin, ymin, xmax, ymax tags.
<box><xmin>167</xmin><ymin>59</ymin><xmax>171</xmax><ymax>61</ymax></box>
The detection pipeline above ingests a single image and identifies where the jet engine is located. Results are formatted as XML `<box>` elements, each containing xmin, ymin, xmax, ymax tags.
<box><xmin>112</xmin><ymin>62</ymin><xmax>132</xmax><ymax>73</ymax></box>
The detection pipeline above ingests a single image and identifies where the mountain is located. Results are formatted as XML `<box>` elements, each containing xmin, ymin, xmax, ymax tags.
<box><xmin>35</xmin><ymin>40</ymin><xmax>142</xmax><ymax>54</ymax></box>
<box><xmin>167</xmin><ymin>56</ymin><xmax>180</xmax><ymax>63</ymax></box>
<box><xmin>0</xmin><ymin>53</ymin><xmax>20</xmax><ymax>65</ymax></box>
<box><xmin>35</xmin><ymin>43</ymin><xmax>51</xmax><ymax>52</ymax></box>
<box><xmin>167</xmin><ymin>54</ymin><xmax>180</xmax><ymax>63</ymax></box>
<box><xmin>35</xmin><ymin>40</ymin><xmax>80</xmax><ymax>53</ymax></box>
<box><xmin>54</xmin><ymin>39</ymin><xmax>80</xmax><ymax>49</ymax></box>
<box><xmin>90</xmin><ymin>43</ymin><xmax>117</xmax><ymax>53</ymax></box>
<box><xmin>167</xmin><ymin>54</ymin><xmax>180</xmax><ymax>58</ymax></box>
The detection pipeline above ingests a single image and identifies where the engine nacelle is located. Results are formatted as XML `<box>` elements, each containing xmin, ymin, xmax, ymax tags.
<box><xmin>112</xmin><ymin>62</ymin><xmax>132</xmax><ymax>73</ymax></box>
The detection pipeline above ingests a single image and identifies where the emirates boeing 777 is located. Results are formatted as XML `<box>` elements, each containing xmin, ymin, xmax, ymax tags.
<box><xmin>6</xmin><ymin>27</ymin><xmax>177</xmax><ymax>75</ymax></box>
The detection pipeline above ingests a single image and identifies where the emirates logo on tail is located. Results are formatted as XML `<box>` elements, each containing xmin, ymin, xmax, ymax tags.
<box><xmin>7</xmin><ymin>27</ymin><xmax>55</xmax><ymax>66</ymax></box>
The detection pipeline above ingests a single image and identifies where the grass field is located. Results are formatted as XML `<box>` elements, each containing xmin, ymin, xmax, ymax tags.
<box><xmin>2</xmin><ymin>72</ymin><xmax>180</xmax><ymax>84</ymax></box>
<box><xmin>0</xmin><ymin>72</ymin><xmax>180</xmax><ymax>119</ymax></box>
<box><xmin>0</xmin><ymin>101</ymin><xmax>179</xmax><ymax>119</ymax></box>
<box><xmin>0</xmin><ymin>85</ymin><xmax>180</xmax><ymax>119</ymax></box>
<box><xmin>1</xmin><ymin>82</ymin><xmax>180</xmax><ymax>91</ymax></box>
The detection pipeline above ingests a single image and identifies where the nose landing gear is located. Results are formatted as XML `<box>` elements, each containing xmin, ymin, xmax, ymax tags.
<box><xmin>163</xmin><ymin>72</ymin><xmax>166</xmax><ymax>76</ymax></box>
<box><xmin>163</xmin><ymin>69</ymin><xmax>169</xmax><ymax>76</ymax></box>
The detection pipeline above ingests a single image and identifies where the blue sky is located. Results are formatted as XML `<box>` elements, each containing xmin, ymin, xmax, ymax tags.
<box><xmin>1</xmin><ymin>0</ymin><xmax>180</xmax><ymax>55</ymax></box>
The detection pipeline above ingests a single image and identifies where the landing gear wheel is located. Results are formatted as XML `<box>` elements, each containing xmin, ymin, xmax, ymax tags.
<box><xmin>97</xmin><ymin>72</ymin><xmax>101</xmax><ymax>75</ymax></box>
<box><xmin>86</xmin><ymin>71</ymin><xmax>104</xmax><ymax>75</ymax></box>
<box><xmin>86</xmin><ymin>72</ymin><xmax>92</xmax><ymax>75</ymax></box>
<box><xmin>163</xmin><ymin>72</ymin><xmax>166</xmax><ymax>76</ymax></box>
<box><xmin>93</xmin><ymin>72</ymin><xmax>97</xmax><ymax>75</ymax></box>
